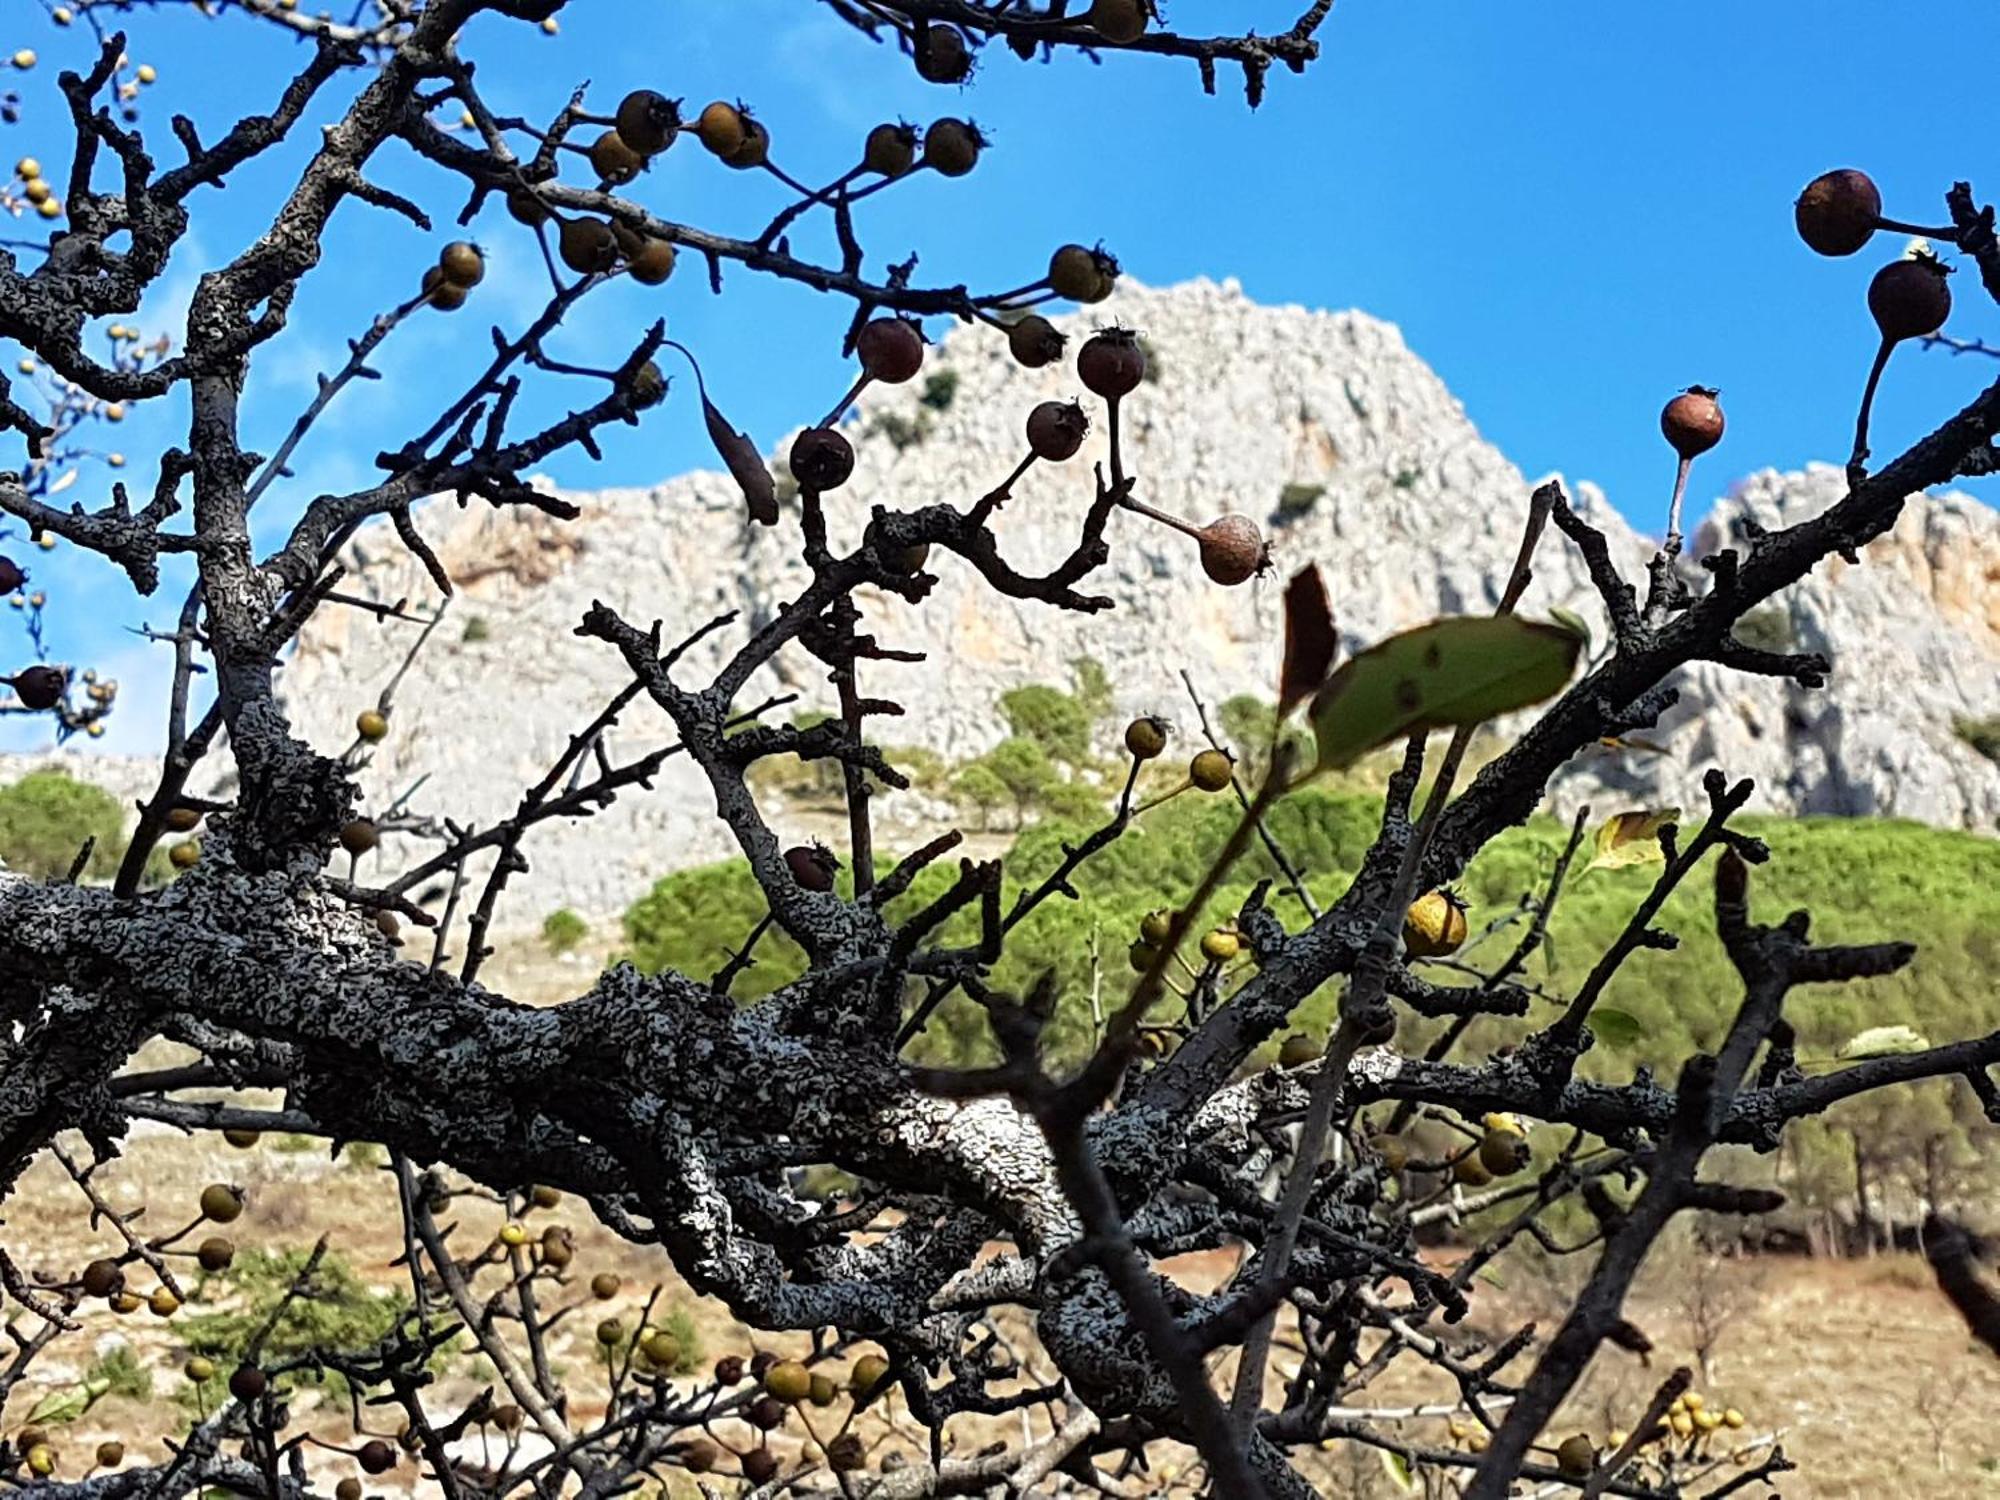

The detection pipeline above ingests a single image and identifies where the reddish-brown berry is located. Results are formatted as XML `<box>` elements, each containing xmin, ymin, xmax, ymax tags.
<box><xmin>0</xmin><ymin>556</ymin><xmax>24</xmax><ymax>595</ymax></box>
<box><xmin>1795</xmin><ymin>168</ymin><xmax>1882</xmax><ymax>257</ymax></box>
<box><xmin>626</xmin><ymin>235</ymin><xmax>677</xmax><ymax>286</ymax></box>
<box><xmin>5</xmin><ymin>665</ymin><xmax>64</xmax><ymax>710</ymax></box>
<box><xmin>864</xmin><ymin>122</ymin><xmax>917</xmax><ymax>177</ymax></box>
<box><xmin>856</xmin><ymin>318</ymin><xmax>926</xmax><ymax>383</ymax></box>
<box><xmin>1868</xmin><ymin>253</ymin><xmax>1952</xmax><ymax>342</ymax></box>
<box><xmin>1006</xmin><ymin>314</ymin><xmax>1065</xmax><ymax>369</ymax></box>
<box><xmin>1026</xmin><ymin>400</ymin><xmax>1089</xmax><ymax>461</ymax></box>
<box><xmin>1196</xmin><ymin>514</ymin><xmax>1268</xmax><ymax>586</ymax></box>
<box><xmin>695</xmin><ymin>101</ymin><xmax>745</xmax><ymax>158</ymax></box>
<box><xmin>558</xmin><ymin>217</ymin><xmax>620</xmax><ymax>275</ymax></box>
<box><xmin>1049</xmin><ymin>243</ymin><xmax>1118</xmax><ymax>302</ymax></box>
<box><xmin>922</xmin><ymin>118</ymin><xmax>981</xmax><ymax>177</ymax></box>
<box><xmin>614</xmin><ymin>89</ymin><xmax>680</xmax><ymax>156</ymax></box>
<box><xmin>1077</xmin><ymin>328</ymin><xmax>1145</xmax><ymax>398</ymax></box>
<box><xmin>914</xmin><ymin>24</ymin><xmax>971</xmax><ymax>83</ymax></box>
<box><xmin>785</xmin><ymin>843</ymin><xmax>840</xmax><ymax>891</ymax></box>
<box><xmin>588</xmin><ymin>129</ymin><xmax>645</xmax><ymax>186</ymax></box>
<box><xmin>789</xmin><ymin>427</ymin><xmax>855</xmax><ymax>491</ymax></box>
<box><xmin>723</xmin><ymin>117</ymin><xmax>770</xmax><ymax>171</ymax></box>
<box><xmin>1660</xmin><ymin>386</ymin><xmax>1724</xmax><ymax>460</ymax></box>
<box><xmin>357</xmin><ymin>1441</ymin><xmax>396</xmax><ymax>1475</ymax></box>
<box><xmin>80</xmin><ymin>1259</ymin><xmax>123</xmax><ymax>1298</ymax></box>
<box><xmin>228</xmin><ymin>1365</ymin><xmax>267</xmax><ymax>1403</ymax></box>
<box><xmin>747</xmin><ymin>1396</ymin><xmax>787</xmax><ymax>1431</ymax></box>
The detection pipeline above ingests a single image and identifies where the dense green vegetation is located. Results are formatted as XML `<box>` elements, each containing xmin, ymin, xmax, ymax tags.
<box><xmin>626</xmin><ymin>791</ymin><xmax>2000</xmax><ymax>1216</ymax></box>
<box><xmin>0</xmin><ymin>767</ymin><xmax>129</xmax><ymax>881</ymax></box>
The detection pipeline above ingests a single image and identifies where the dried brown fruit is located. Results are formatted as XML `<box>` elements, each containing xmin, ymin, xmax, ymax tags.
<box><xmin>1087</xmin><ymin>0</ymin><xmax>1149</xmax><ymax>43</ymax></box>
<box><xmin>437</xmin><ymin>240</ymin><xmax>484</xmax><ymax>288</ymax></box>
<box><xmin>1195</xmin><ymin>514</ymin><xmax>1268</xmax><ymax>585</ymax></box>
<box><xmin>695</xmin><ymin>101</ymin><xmax>745</xmax><ymax>158</ymax></box>
<box><xmin>1869</xmin><ymin>252</ymin><xmax>1952</xmax><ymax>342</ymax></box>
<box><xmin>558</xmin><ymin>216</ymin><xmax>620</xmax><ymax>275</ymax></box>
<box><xmin>856</xmin><ymin>317</ymin><xmax>926</xmax><ymax>383</ymax></box>
<box><xmin>922</xmin><ymin>118</ymin><xmax>981</xmax><ymax>177</ymax></box>
<box><xmin>339</xmin><ymin>818</ymin><xmax>380</xmax><ymax>856</ymax></box>
<box><xmin>1025</xmin><ymin>399</ymin><xmax>1088</xmax><ymax>461</ymax></box>
<box><xmin>789</xmin><ymin>426</ymin><xmax>855</xmax><ymax>491</ymax></box>
<box><xmin>228</xmin><ymin>1365</ymin><xmax>267</xmax><ymax>1402</ymax></box>
<box><xmin>1006</xmin><ymin>314</ymin><xmax>1065</xmax><ymax>368</ymax></box>
<box><xmin>588</xmin><ymin>129</ymin><xmax>645</xmax><ymax>185</ymax></box>
<box><xmin>626</xmin><ymin>235</ymin><xmax>677</xmax><ymax>285</ymax></box>
<box><xmin>864</xmin><ymin>122</ymin><xmax>917</xmax><ymax>177</ymax></box>
<box><xmin>1077</xmin><ymin>328</ymin><xmax>1145</xmax><ymax>398</ymax></box>
<box><xmin>1795</xmin><ymin>168</ymin><xmax>1881</xmax><ymax>257</ymax></box>
<box><xmin>358</xmin><ymin>1440</ymin><xmax>396</xmax><ymax>1475</ymax></box>
<box><xmin>785</xmin><ymin>843</ymin><xmax>840</xmax><ymax>892</ymax></box>
<box><xmin>614</xmin><ymin>89</ymin><xmax>680</xmax><ymax>156</ymax></box>
<box><xmin>4</xmin><ymin>665</ymin><xmax>64</xmax><ymax>709</ymax></box>
<box><xmin>1123</xmin><ymin>715</ymin><xmax>1168</xmax><ymax>760</ymax></box>
<box><xmin>197</xmin><ymin>1235</ymin><xmax>235</xmax><ymax>1272</ymax></box>
<box><xmin>1661</xmin><ymin>385</ymin><xmax>1724</xmax><ymax>460</ymax></box>
<box><xmin>914</xmin><ymin>23</ymin><xmax>971</xmax><ymax>83</ymax></box>
<box><xmin>723</xmin><ymin>117</ymin><xmax>771</xmax><ymax>171</ymax></box>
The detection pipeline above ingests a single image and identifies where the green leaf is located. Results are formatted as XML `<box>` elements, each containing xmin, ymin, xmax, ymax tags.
<box><xmin>1589</xmin><ymin>1007</ymin><xmax>1644</xmax><ymax>1047</ymax></box>
<box><xmin>1583</xmin><ymin>808</ymin><xmax>1681</xmax><ymax>875</ymax></box>
<box><xmin>1549</xmin><ymin>605</ymin><xmax>1593</xmax><ymax>652</ymax></box>
<box><xmin>1836</xmin><ymin>1024</ymin><xmax>1930</xmax><ymax>1061</ymax></box>
<box><xmin>1380</xmin><ymin>1449</ymin><xmax>1418</xmax><ymax>1493</ymax></box>
<box><xmin>1308</xmin><ymin>616</ymin><xmax>1582</xmax><ymax>771</ymax></box>
<box><xmin>26</xmin><ymin>1376</ymin><xmax>110</xmax><ymax>1426</ymax></box>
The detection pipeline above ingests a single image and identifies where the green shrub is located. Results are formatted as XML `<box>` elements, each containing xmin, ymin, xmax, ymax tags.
<box><xmin>1000</xmin><ymin>684</ymin><xmax>1094</xmax><ymax>765</ymax></box>
<box><xmin>1734</xmin><ymin>606</ymin><xmax>1795</xmax><ymax>654</ymax></box>
<box><xmin>918</xmin><ymin>369</ymin><xmax>959</xmax><ymax>413</ymax></box>
<box><xmin>626</xmin><ymin>796</ymin><xmax>2000</xmax><ymax>1193</ymax></box>
<box><xmin>85</xmin><ymin>1342</ymin><xmax>153</xmax><ymax>1402</ymax></box>
<box><xmin>461</xmin><ymin>614</ymin><xmax>491</xmax><ymax>644</ymax></box>
<box><xmin>0</xmin><ymin>768</ymin><xmax>127</xmax><ymax>880</ymax></box>
<box><xmin>179</xmin><ymin>1248</ymin><xmax>408</xmax><ymax>1404</ymax></box>
<box><xmin>1954</xmin><ymin>714</ymin><xmax>2000</xmax><ymax>765</ymax></box>
<box><xmin>1276</xmin><ymin>482</ymin><xmax>1325</xmax><ymax>521</ymax></box>
<box><xmin>543</xmin><ymin>907</ymin><xmax>588</xmax><ymax>954</ymax></box>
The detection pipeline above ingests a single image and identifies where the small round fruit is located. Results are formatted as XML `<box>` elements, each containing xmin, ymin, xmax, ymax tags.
<box><xmin>1694</xmin><ymin>1408</ymin><xmax>1721</xmax><ymax>1432</ymax></box>
<box><xmin>1723</xmin><ymin>1408</ymin><xmax>1745</xmax><ymax>1430</ymax></box>
<box><xmin>865</xmin><ymin>122</ymin><xmax>917</xmax><ymax>177</ymax></box>
<box><xmin>558</xmin><ymin>216</ymin><xmax>620</xmax><ymax>275</ymax></box>
<box><xmin>614</xmin><ymin>89</ymin><xmax>679</xmax><ymax>156</ymax></box>
<box><xmin>1007</xmin><ymin>314</ymin><xmax>1065</xmax><ymax>369</ymax></box>
<box><xmin>200</xmin><ymin>1183</ymin><xmax>245</xmax><ymax>1223</ymax></box>
<box><xmin>789</xmin><ymin>426</ymin><xmax>855</xmax><ymax>491</ymax></box>
<box><xmin>857</xmin><ymin>317</ymin><xmax>926</xmax><ymax>383</ymax></box>
<box><xmin>1669</xmin><ymin>1409</ymin><xmax>1695</xmax><ymax>1440</ymax></box>
<box><xmin>1128</xmin><ymin>940</ymin><xmax>1159</xmax><ymax>974</ymax></box>
<box><xmin>827</xmin><ymin>1433</ymin><xmax>866</xmax><ymax>1473</ymax></box>
<box><xmin>1197</xmin><ymin>514</ymin><xmax>1268</xmax><ymax>585</ymax></box>
<box><xmin>764</xmin><ymin>1359</ymin><xmax>812</xmax><ymax>1403</ymax></box>
<box><xmin>1478</xmin><ymin>1127</ymin><xmax>1530</xmax><ymax>1178</ymax></box>
<box><xmin>538</xmin><ymin>1229</ymin><xmax>573</xmax><ymax>1268</ymax></box>
<box><xmin>15</xmin><ymin>158</ymin><xmax>39</xmax><ymax>181</ymax></box>
<box><xmin>1124</xmin><ymin>716</ymin><xmax>1168</xmax><ymax>762</ymax></box>
<box><xmin>723</xmin><ymin>117</ymin><xmax>770</xmax><ymax>170</ymax></box>
<box><xmin>438</xmin><ymin>240</ymin><xmax>485</xmax><ymax>288</ymax></box>
<box><xmin>165</xmin><ymin>805</ymin><xmax>202</xmax><ymax>832</ymax></box>
<box><xmin>626</xmin><ymin>235</ymin><xmax>676</xmax><ymax>285</ymax></box>
<box><xmin>492</xmin><ymin>1404</ymin><xmax>524</xmax><ymax>1434</ymax></box>
<box><xmin>681</xmin><ymin>1438</ymin><xmax>719</xmax><ymax>1473</ymax></box>
<box><xmin>1402</xmin><ymin>889</ymin><xmax>1469</xmax><ymax>959</ymax></box>
<box><xmin>850</xmin><ymin>1352</ymin><xmax>890</xmax><ymax>1393</ymax></box>
<box><xmin>1555</xmin><ymin>1434</ymin><xmax>1594</xmax><ymax>1478</ymax></box>
<box><xmin>148</xmin><ymin>1287</ymin><xmax>180</xmax><ymax>1317</ymax></box>
<box><xmin>1077</xmin><ymin>328</ymin><xmax>1145</xmax><ymax>398</ymax></box>
<box><xmin>358</xmin><ymin>1439</ymin><xmax>397</xmax><ymax>1475</ymax></box>
<box><xmin>1138</xmin><ymin>913</ymin><xmax>1174</xmax><ymax>951</ymax></box>
<box><xmin>1200</xmin><ymin>927</ymin><xmax>1240</xmax><ymax>963</ymax></box>
<box><xmin>356</xmin><ymin>708</ymin><xmax>389</xmax><ymax>742</ymax></box>
<box><xmin>1868</xmin><ymin>253</ymin><xmax>1952</xmax><ymax>342</ymax></box>
<box><xmin>808</xmin><ymin>1373</ymin><xmax>838</xmax><ymax>1406</ymax></box>
<box><xmin>595</xmin><ymin>1317</ymin><xmax>624</xmax><ymax>1347</ymax></box>
<box><xmin>229</xmin><ymin>1365</ymin><xmax>267</xmax><ymax>1402</ymax></box>
<box><xmin>529</xmin><ymin>1183</ymin><xmax>561</xmax><ymax>1209</ymax></box>
<box><xmin>588</xmin><ymin>129</ymin><xmax>645</xmax><ymax>185</ymax></box>
<box><xmin>922</xmin><ymin>118</ymin><xmax>981</xmax><ymax>177</ymax></box>
<box><xmin>1087</xmin><ymin>0</ymin><xmax>1148</xmax><ymax>42</ymax></box>
<box><xmin>714</xmin><ymin>1355</ymin><xmax>746</xmax><ymax>1385</ymax></box>
<box><xmin>340</xmin><ymin>818</ymin><xmax>380</xmax><ymax>856</ymax></box>
<box><xmin>741</xmin><ymin>1448</ymin><xmax>779</xmax><ymax>1484</ymax></box>
<box><xmin>110</xmin><ymin>1292</ymin><xmax>141</xmax><ymax>1314</ymax></box>
<box><xmin>94</xmin><ymin>1442</ymin><xmax>124</xmax><ymax>1469</ymax></box>
<box><xmin>643</xmin><ymin>1330</ymin><xmax>680</xmax><ymax>1368</ymax></box>
<box><xmin>506</xmin><ymin>188</ymin><xmax>550</xmax><ymax>227</ymax></box>
<box><xmin>81</xmin><ymin>1258</ymin><xmax>123</xmax><ymax>1298</ymax></box>
<box><xmin>373</xmin><ymin>911</ymin><xmax>399</xmax><ymax>941</ymax></box>
<box><xmin>169</xmin><ymin>839</ymin><xmax>201</xmax><ymax>870</ymax></box>
<box><xmin>590</xmin><ymin>1271</ymin><xmax>621</xmax><ymax>1299</ymax></box>
<box><xmin>421</xmin><ymin>266</ymin><xmax>468</xmax><ymax>311</ymax></box>
<box><xmin>1795</xmin><ymin>168</ymin><xmax>1881</xmax><ymax>257</ymax></box>
<box><xmin>1683</xmin><ymin>1391</ymin><xmax>1704</xmax><ymax>1411</ymax></box>
<box><xmin>1452</xmin><ymin>1151</ymin><xmax>1493</xmax><ymax>1187</ymax></box>
<box><xmin>1025</xmin><ymin>399</ymin><xmax>1089</xmax><ymax>462</ymax></box>
<box><xmin>914</xmin><ymin>24</ymin><xmax>971</xmax><ymax>83</ymax></box>
<box><xmin>498</xmin><ymin>1221</ymin><xmax>528</xmax><ymax>1247</ymax></box>
<box><xmin>625</xmin><ymin>360</ymin><xmax>667</xmax><ymax>409</ymax></box>
<box><xmin>1189</xmin><ymin>748</ymin><xmax>1234</xmax><ymax>792</ymax></box>
<box><xmin>695</xmin><ymin>100</ymin><xmax>745</xmax><ymax>157</ymax></box>
<box><xmin>748</xmin><ymin>1395</ymin><xmax>787</xmax><ymax>1430</ymax></box>
<box><xmin>23</xmin><ymin>180</ymin><xmax>51</xmax><ymax>206</ymax></box>
<box><xmin>1048</xmin><ymin>243</ymin><xmax>1106</xmax><ymax>302</ymax></box>
<box><xmin>25</xmin><ymin>1445</ymin><xmax>53</xmax><ymax>1477</ymax></box>
<box><xmin>1278</xmin><ymin>1033</ymin><xmax>1319</xmax><ymax>1069</ymax></box>
<box><xmin>1662</xmin><ymin>386</ymin><xmax>1724</xmax><ymax>461</ymax></box>
<box><xmin>184</xmin><ymin>1356</ymin><xmax>216</xmax><ymax>1383</ymax></box>
<box><xmin>335</xmin><ymin>1479</ymin><xmax>362</xmax><ymax>1500</ymax></box>
<box><xmin>197</xmin><ymin>1236</ymin><xmax>236</xmax><ymax>1272</ymax></box>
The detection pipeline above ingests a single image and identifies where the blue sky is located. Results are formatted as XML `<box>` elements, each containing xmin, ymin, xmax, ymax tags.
<box><xmin>2</xmin><ymin>0</ymin><xmax>1995</xmax><ymax>753</ymax></box>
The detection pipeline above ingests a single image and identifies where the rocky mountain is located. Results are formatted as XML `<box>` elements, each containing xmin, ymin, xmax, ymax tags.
<box><xmin>11</xmin><ymin>280</ymin><xmax>1999</xmax><ymax>919</ymax></box>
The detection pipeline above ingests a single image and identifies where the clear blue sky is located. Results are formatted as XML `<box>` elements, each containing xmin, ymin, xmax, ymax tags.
<box><xmin>2</xmin><ymin>0</ymin><xmax>1995</xmax><ymax>752</ymax></box>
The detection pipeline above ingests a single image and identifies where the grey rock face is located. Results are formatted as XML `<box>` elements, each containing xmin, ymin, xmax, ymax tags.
<box><xmin>7</xmin><ymin>280</ymin><xmax>1994</xmax><ymax>917</ymax></box>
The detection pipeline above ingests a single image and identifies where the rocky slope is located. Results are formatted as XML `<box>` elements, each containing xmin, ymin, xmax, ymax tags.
<box><xmin>9</xmin><ymin>279</ymin><xmax>1998</xmax><ymax>918</ymax></box>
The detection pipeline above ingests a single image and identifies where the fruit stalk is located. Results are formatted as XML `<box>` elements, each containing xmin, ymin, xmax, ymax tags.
<box><xmin>1849</xmin><ymin>336</ymin><xmax>1893</xmax><ymax>479</ymax></box>
<box><xmin>1663</xmin><ymin>454</ymin><xmax>1693</xmax><ymax>556</ymax></box>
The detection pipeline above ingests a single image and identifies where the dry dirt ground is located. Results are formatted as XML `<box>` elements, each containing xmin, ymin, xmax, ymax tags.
<box><xmin>4</xmin><ymin>929</ymin><xmax>1992</xmax><ymax>1498</ymax></box>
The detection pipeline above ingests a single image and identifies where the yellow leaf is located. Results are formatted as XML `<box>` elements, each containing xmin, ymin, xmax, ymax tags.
<box><xmin>1583</xmin><ymin>808</ymin><xmax>1680</xmax><ymax>874</ymax></box>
